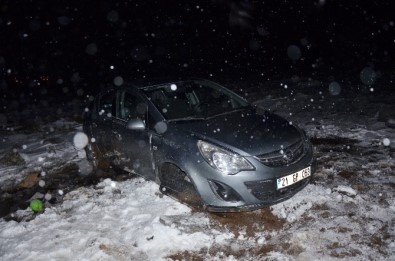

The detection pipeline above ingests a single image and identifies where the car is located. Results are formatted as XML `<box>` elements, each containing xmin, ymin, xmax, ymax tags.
<box><xmin>83</xmin><ymin>79</ymin><xmax>314</xmax><ymax>212</ymax></box>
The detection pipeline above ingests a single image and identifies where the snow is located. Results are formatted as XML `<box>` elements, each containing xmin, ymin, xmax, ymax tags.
<box><xmin>73</xmin><ymin>132</ymin><xmax>89</xmax><ymax>149</ymax></box>
<box><xmin>383</xmin><ymin>138</ymin><xmax>391</xmax><ymax>146</ymax></box>
<box><xmin>85</xmin><ymin>43</ymin><xmax>98</xmax><ymax>55</ymax></box>
<box><xmin>170</xmin><ymin>84</ymin><xmax>177</xmax><ymax>91</ymax></box>
<box><xmin>287</xmin><ymin>45</ymin><xmax>302</xmax><ymax>61</ymax></box>
<box><xmin>0</xmin><ymin>178</ymin><xmax>213</xmax><ymax>261</ymax></box>
<box><xmin>113</xmin><ymin>76</ymin><xmax>124</xmax><ymax>86</ymax></box>
<box><xmin>328</xmin><ymin>81</ymin><xmax>341</xmax><ymax>95</ymax></box>
<box><xmin>360</xmin><ymin>67</ymin><xmax>377</xmax><ymax>86</ymax></box>
<box><xmin>0</xmin><ymin>79</ymin><xmax>394</xmax><ymax>260</ymax></box>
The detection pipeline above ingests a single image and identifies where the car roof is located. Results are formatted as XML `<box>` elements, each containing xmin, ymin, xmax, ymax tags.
<box><xmin>104</xmin><ymin>78</ymin><xmax>212</xmax><ymax>94</ymax></box>
<box><xmin>134</xmin><ymin>78</ymin><xmax>211</xmax><ymax>91</ymax></box>
<box><xmin>129</xmin><ymin>77</ymin><xmax>188</xmax><ymax>88</ymax></box>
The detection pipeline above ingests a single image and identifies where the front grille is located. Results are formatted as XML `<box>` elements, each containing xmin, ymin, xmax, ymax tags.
<box><xmin>244</xmin><ymin>180</ymin><xmax>275</xmax><ymax>201</ymax></box>
<box><xmin>245</xmin><ymin>177</ymin><xmax>310</xmax><ymax>202</ymax></box>
<box><xmin>255</xmin><ymin>139</ymin><xmax>307</xmax><ymax>167</ymax></box>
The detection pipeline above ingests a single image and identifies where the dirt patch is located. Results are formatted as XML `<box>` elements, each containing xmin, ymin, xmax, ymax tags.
<box><xmin>209</xmin><ymin>207</ymin><xmax>286</xmax><ymax>237</ymax></box>
<box><xmin>257</xmin><ymin>244</ymin><xmax>276</xmax><ymax>256</ymax></box>
<box><xmin>260</xmin><ymin>241</ymin><xmax>306</xmax><ymax>257</ymax></box>
<box><xmin>167</xmin><ymin>250</ymin><xmax>208</xmax><ymax>261</ymax></box>
<box><xmin>17</xmin><ymin>171</ymin><xmax>40</xmax><ymax>189</ymax></box>
<box><xmin>320</xmin><ymin>211</ymin><xmax>331</xmax><ymax>218</ymax></box>
<box><xmin>284</xmin><ymin>242</ymin><xmax>305</xmax><ymax>255</ymax></box>
<box><xmin>311</xmin><ymin>137</ymin><xmax>358</xmax><ymax>146</ymax></box>
<box><xmin>368</xmin><ymin>224</ymin><xmax>392</xmax><ymax>255</ymax></box>
<box><xmin>337</xmin><ymin>226</ymin><xmax>353</xmax><ymax>233</ymax></box>
<box><xmin>0</xmin><ymin>163</ymin><xmax>136</xmax><ymax>220</ymax></box>
<box><xmin>0</xmin><ymin>150</ymin><xmax>26</xmax><ymax>166</ymax></box>
<box><xmin>352</xmin><ymin>182</ymin><xmax>370</xmax><ymax>193</ymax></box>
<box><xmin>311</xmin><ymin>202</ymin><xmax>330</xmax><ymax>211</ymax></box>
<box><xmin>166</xmin><ymin>208</ymin><xmax>291</xmax><ymax>260</ymax></box>
<box><xmin>338</xmin><ymin>170</ymin><xmax>356</xmax><ymax>180</ymax></box>
<box><xmin>167</xmin><ymin>245</ymin><xmax>257</xmax><ymax>261</ymax></box>
<box><xmin>329</xmin><ymin>248</ymin><xmax>362</xmax><ymax>258</ymax></box>
<box><xmin>164</xmin><ymin>209</ymin><xmax>287</xmax><ymax>260</ymax></box>
<box><xmin>167</xmin><ymin>244</ymin><xmax>278</xmax><ymax>261</ymax></box>
<box><xmin>98</xmin><ymin>243</ymin><xmax>130</xmax><ymax>260</ymax></box>
<box><xmin>170</xmin><ymin>240</ymin><xmax>306</xmax><ymax>259</ymax></box>
<box><xmin>311</xmin><ymin>136</ymin><xmax>368</xmax><ymax>157</ymax></box>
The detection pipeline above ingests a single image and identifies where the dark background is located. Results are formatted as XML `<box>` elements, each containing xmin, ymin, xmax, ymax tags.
<box><xmin>0</xmin><ymin>0</ymin><xmax>394</xmax><ymax>114</ymax></box>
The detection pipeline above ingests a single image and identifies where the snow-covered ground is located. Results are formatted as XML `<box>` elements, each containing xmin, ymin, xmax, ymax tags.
<box><xmin>0</xmin><ymin>80</ymin><xmax>394</xmax><ymax>260</ymax></box>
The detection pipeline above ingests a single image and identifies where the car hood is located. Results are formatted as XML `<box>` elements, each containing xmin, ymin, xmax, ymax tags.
<box><xmin>170</xmin><ymin>109</ymin><xmax>302</xmax><ymax>156</ymax></box>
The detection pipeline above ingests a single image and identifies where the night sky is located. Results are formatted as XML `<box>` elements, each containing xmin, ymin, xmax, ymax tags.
<box><xmin>0</xmin><ymin>0</ymin><xmax>394</xmax><ymax>111</ymax></box>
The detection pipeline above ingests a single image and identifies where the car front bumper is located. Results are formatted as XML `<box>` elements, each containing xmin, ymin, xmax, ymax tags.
<box><xmin>185</xmin><ymin>144</ymin><xmax>316</xmax><ymax>212</ymax></box>
<box><xmin>205</xmin><ymin>175</ymin><xmax>312</xmax><ymax>212</ymax></box>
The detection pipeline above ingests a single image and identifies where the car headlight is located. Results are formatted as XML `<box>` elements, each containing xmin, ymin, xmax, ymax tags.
<box><xmin>197</xmin><ymin>140</ymin><xmax>254</xmax><ymax>175</ymax></box>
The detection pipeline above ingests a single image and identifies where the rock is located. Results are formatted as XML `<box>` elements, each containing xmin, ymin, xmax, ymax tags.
<box><xmin>28</xmin><ymin>192</ymin><xmax>45</xmax><ymax>201</ymax></box>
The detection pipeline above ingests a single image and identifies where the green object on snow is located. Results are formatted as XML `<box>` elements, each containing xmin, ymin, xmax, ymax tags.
<box><xmin>30</xmin><ymin>199</ymin><xmax>44</xmax><ymax>213</ymax></box>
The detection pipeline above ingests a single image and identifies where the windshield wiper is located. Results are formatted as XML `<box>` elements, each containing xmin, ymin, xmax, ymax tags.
<box><xmin>206</xmin><ymin>106</ymin><xmax>252</xmax><ymax>119</ymax></box>
<box><xmin>168</xmin><ymin>116</ymin><xmax>207</xmax><ymax>122</ymax></box>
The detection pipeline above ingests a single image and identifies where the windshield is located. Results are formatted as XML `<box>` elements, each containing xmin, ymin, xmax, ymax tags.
<box><xmin>142</xmin><ymin>80</ymin><xmax>249</xmax><ymax>121</ymax></box>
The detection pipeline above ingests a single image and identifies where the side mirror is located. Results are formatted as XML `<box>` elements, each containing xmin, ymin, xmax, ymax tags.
<box><xmin>127</xmin><ymin>118</ymin><xmax>146</xmax><ymax>130</ymax></box>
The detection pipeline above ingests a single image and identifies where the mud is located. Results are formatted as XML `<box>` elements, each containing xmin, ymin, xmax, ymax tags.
<box><xmin>209</xmin><ymin>207</ymin><xmax>286</xmax><ymax>237</ymax></box>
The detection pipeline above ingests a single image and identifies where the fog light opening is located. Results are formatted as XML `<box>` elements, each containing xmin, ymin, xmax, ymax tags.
<box><xmin>209</xmin><ymin>180</ymin><xmax>242</xmax><ymax>202</ymax></box>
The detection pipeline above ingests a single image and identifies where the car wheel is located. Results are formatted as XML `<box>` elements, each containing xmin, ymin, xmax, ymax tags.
<box><xmin>159</xmin><ymin>163</ymin><xmax>204</xmax><ymax>209</ymax></box>
<box><xmin>85</xmin><ymin>141</ymin><xmax>111</xmax><ymax>174</ymax></box>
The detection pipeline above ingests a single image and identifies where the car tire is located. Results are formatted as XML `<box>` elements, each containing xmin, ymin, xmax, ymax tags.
<box><xmin>159</xmin><ymin>163</ymin><xmax>204</xmax><ymax>209</ymax></box>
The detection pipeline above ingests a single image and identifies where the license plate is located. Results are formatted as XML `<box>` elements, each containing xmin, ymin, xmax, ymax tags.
<box><xmin>277</xmin><ymin>166</ymin><xmax>311</xmax><ymax>190</ymax></box>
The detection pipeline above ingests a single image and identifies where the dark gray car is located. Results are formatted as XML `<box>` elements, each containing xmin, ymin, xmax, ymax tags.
<box><xmin>83</xmin><ymin>79</ymin><xmax>314</xmax><ymax>211</ymax></box>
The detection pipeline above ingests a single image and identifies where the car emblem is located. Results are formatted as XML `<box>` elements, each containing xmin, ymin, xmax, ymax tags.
<box><xmin>283</xmin><ymin>150</ymin><xmax>293</xmax><ymax>163</ymax></box>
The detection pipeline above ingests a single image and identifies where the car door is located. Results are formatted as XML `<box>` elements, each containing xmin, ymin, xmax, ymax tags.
<box><xmin>112</xmin><ymin>90</ymin><xmax>156</xmax><ymax>180</ymax></box>
<box><xmin>91</xmin><ymin>90</ymin><xmax>118</xmax><ymax>159</ymax></box>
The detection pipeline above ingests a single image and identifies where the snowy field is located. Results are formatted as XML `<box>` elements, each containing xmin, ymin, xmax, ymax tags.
<box><xmin>0</xmin><ymin>79</ymin><xmax>394</xmax><ymax>260</ymax></box>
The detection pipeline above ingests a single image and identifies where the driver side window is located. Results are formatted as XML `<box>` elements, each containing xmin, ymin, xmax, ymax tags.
<box><xmin>119</xmin><ymin>92</ymin><xmax>147</xmax><ymax>121</ymax></box>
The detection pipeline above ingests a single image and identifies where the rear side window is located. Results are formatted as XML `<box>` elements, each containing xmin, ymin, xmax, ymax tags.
<box><xmin>98</xmin><ymin>91</ymin><xmax>116</xmax><ymax>117</ymax></box>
